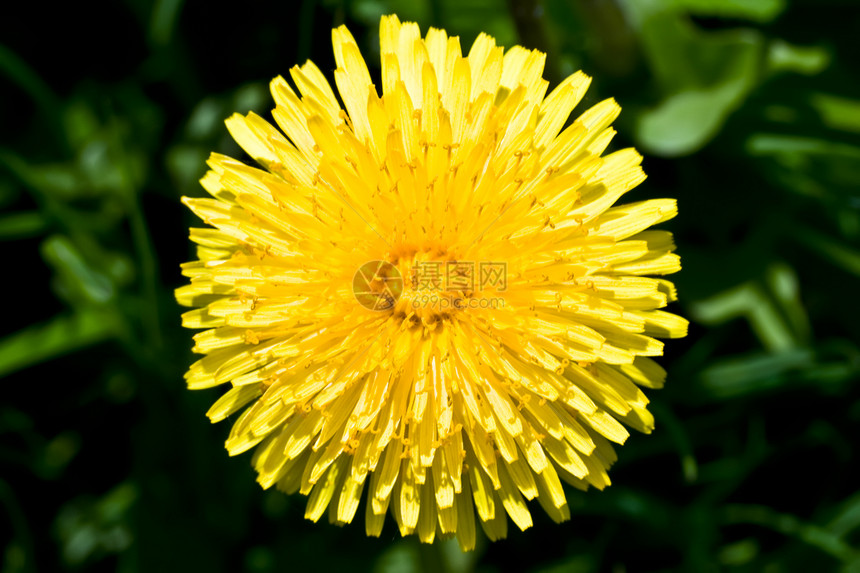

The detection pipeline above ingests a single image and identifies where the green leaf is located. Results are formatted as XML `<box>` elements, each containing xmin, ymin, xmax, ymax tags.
<box><xmin>717</xmin><ymin>538</ymin><xmax>759</xmax><ymax>566</ymax></box>
<box><xmin>436</xmin><ymin>0</ymin><xmax>518</xmax><ymax>48</ymax></box>
<box><xmin>41</xmin><ymin>235</ymin><xmax>116</xmax><ymax>306</ymax></box>
<box><xmin>747</xmin><ymin>134</ymin><xmax>860</xmax><ymax>159</ymax></box>
<box><xmin>62</xmin><ymin>101</ymin><xmax>102</xmax><ymax>152</ymax></box>
<box><xmin>232</xmin><ymin>83</ymin><xmax>270</xmax><ymax>117</ymax></box>
<box><xmin>671</xmin><ymin>0</ymin><xmax>786</xmax><ymax>22</ymax></box>
<box><xmin>827</xmin><ymin>493</ymin><xmax>860</xmax><ymax>539</ymax></box>
<box><xmin>622</xmin><ymin>1</ymin><xmax>763</xmax><ymax>91</ymax></box>
<box><xmin>690</xmin><ymin>276</ymin><xmax>800</xmax><ymax>352</ymax></box>
<box><xmin>352</xmin><ymin>0</ymin><xmax>411</xmax><ymax>26</ymax></box>
<box><xmin>0</xmin><ymin>150</ymin><xmax>83</xmax><ymax>200</ymax></box>
<box><xmin>38</xmin><ymin>432</ymin><xmax>81</xmax><ymax>480</ymax></box>
<box><xmin>166</xmin><ymin>145</ymin><xmax>208</xmax><ymax>195</ymax></box>
<box><xmin>636</xmin><ymin>84</ymin><xmax>744</xmax><ymax>157</ymax></box>
<box><xmin>698</xmin><ymin>350</ymin><xmax>814</xmax><ymax>398</ymax></box>
<box><xmin>652</xmin><ymin>402</ymin><xmax>698</xmax><ymax>483</ymax></box>
<box><xmin>811</xmin><ymin>93</ymin><xmax>860</xmax><ymax>134</ymax></box>
<box><xmin>373</xmin><ymin>541</ymin><xmax>421</xmax><ymax>573</ymax></box>
<box><xmin>0</xmin><ymin>44</ymin><xmax>59</xmax><ymax>124</ymax></box>
<box><xmin>0</xmin><ymin>212</ymin><xmax>48</xmax><ymax>240</ymax></box>
<box><xmin>765</xmin><ymin>263</ymin><xmax>810</xmax><ymax>347</ymax></box>
<box><xmin>148</xmin><ymin>0</ymin><xmax>185</xmax><ymax>47</ymax></box>
<box><xmin>622</xmin><ymin>1</ymin><xmax>764</xmax><ymax>155</ymax></box>
<box><xmin>0</xmin><ymin>311</ymin><xmax>119</xmax><ymax>379</ymax></box>
<box><xmin>766</xmin><ymin>39</ymin><xmax>830</xmax><ymax>76</ymax></box>
<box><xmin>55</xmin><ymin>483</ymin><xmax>137</xmax><ymax>567</ymax></box>
<box><xmin>796</xmin><ymin>227</ymin><xmax>860</xmax><ymax>278</ymax></box>
<box><xmin>723</xmin><ymin>505</ymin><xmax>860</xmax><ymax>563</ymax></box>
<box><xmin>185</xmin><ymin>98</ymin><xmax>226</xmax><ymax>141</ymax></box>
<box><xmin>535</xmin><ymin>555</ymin><xmax>595</xmax><ymax>573</ymax></box>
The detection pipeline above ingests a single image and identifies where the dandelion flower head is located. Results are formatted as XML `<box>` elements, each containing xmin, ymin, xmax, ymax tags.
<box><xmin>177</xmin><ymin>15</ymin><xmax>688</xmax><ymax>550</ymax></box>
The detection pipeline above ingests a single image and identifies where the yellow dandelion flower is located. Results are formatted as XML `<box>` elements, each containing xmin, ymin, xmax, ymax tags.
<box><xmin>177</xmin><ymin>14</ymin><xmax>688</xmax><ymax>550</ymax></box>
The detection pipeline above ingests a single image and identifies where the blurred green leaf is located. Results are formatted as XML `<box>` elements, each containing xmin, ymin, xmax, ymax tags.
<box><xmin>104</xmin><ymin>370</ymin><xmax>137</xmax><ymax>404</ymax></box>
<box><xmin>828</xmin><ymin>493</ymin><xmax>860</xmax><ymax>539</ymax></box>
<box><xmin>622</xmin><ymin>1</ymin><xmax>762</xmax><ymax>91</ymax></box>
<box><xmin>233</xmin><ymin>83</ymin><xmax>270</xmax><ymax>117</ymax></box>
<box><xmin>652</xmin><ymin>402</ymin><xmax>698</xmax><ymax>483</ymax></box>
<box><xmin>796</xmin><ymin>227</ymin><xmax>860</xmax><ymax>278</ymax></box>
<box><xmin>697</xmin><ymin>340</ymin><xmax>859</xmax><ymax>399</ymax></box>
<box><xmin>747</xmin><ymin>133</ymin><xmax>860</xmax><ymax>208</ymax></box>
<box><xmin>623</xmin><ymin>0</ymin><xmax>764</xmax><ymax>155</ymax></box>
<box><xmin>2</xmin><ymin>542</ymin><xmax>29</xmax><ymax>573</ymax></box>
<box><xmin>41</xmin><ymin>235</ymin><xmax>116</xmax><ymax>305</ymax></box>
<box><xmin>353</xmin><ymin>0</ymin><xmax>418</xmax><ymax>25</ymax></box>
<box><xmin>0</xmin><ymin>479</ymin><xmax>34</xmax><ymax>573</ymax></box>
<box><xmin>671</xmin><ymin>0</ymin><xmax>786</xmax><ymax>22</ymax></box>
<box><xmin>439</xmin><ymin>538</ymin><xmax>477</xmax><ymax>573</ymax></box>
<box><xmin>436</xmin><ymin>0</ymin><xmax>517</xmax><ymax>47</ymax></box>
<box><xmin>373</xmin><ymin>541</ymin><xmax>420</xmax><ymax>573</ymax></box>
<box><xmin>717</xmin><ymin>538</ymin><xmax>759</xmax><ymax>566</ymax></box>
<box><xmin>0</xmin><ymin>44</ymin><xmax>58</xmax><ymax>124</ymax></box>
<box><xmin>0</xmin><ymin>408</ymin><xmax>33</xmax><ymax>434</ymax></box>
<box><xmin>185</xmin><ymin>97</ymin><xmax>226</xmax><ymax>141</ymax></box>
<box><xmin>166</xmin><ymin>145</ymin><xmax>208</xmax><ymax>195</ymax></box>
<box><xmin>766</xmin><ymin>39</ymin><xmax>830</xmax><ymax>76</ymax></box>
<box><xmin>39</xmin><ymin>432</ymin><xmax>81</xmax><ymax>480</ymax></box>
<box><xmin>723</xmin><ymin>505</ymin><xmax>860</xmax><ymax>563</ymax></box>
<box><xmin>747</xmin><ymin>134</ymin><xmax>860</xmax><ymax>159</ymax></box>
<box><xmin>0</xmin><ymin>151</ymin><xmax>82</xmax><ymax>200</ymax></box>
<box><xmin>765</xmin><ymin>263</ymin><xmax>810</xmax><ymax>346</ymax></box>
<box><xmin>55</xmin><ymin>483</ymin><xmax>137</xmax><ymax>567</ymax></box>
<box><xmin>0</xmin><ymin>212</ymin><xmax>48</xmax><ymax>240</ymax></box>
<box><xmin>698</xmin><ymin>349</ymin><xmax>814</xmax><ymax>398</ymax></box>
<box><xmin>244</xmin><ymin>546</ymin><xmax>275</xmax><ymax>573</ymax></box>
<box><xmin>0</xmin><ymin>179</ymin><xmax>18</xmax><ymax>209</ymax></box>
<box><xmin>636</xmin><ymin>81</ymin><xmax>749</xmax><ymax>157</ymax></box>
<box><xmin>62</xmin><ymin>101</ymin><xmax>101</xmax><ymax>152</ymax></box>
<box><xmin>535</xmin><ymin>555</ymin><xmax>595</xmax><ymax>573</ymax></box>
<box><xmin>615</xmin><ymin>489</ymin><xmax>672</xmax><ymax>526</ymax></box>
<box><xmin>78</xmin><ymin>139</ymin><xmax>127</xmax><ymax>196</ymax></box>
<box><xmin>0</xmin><ymin>311</ymin><xmax>119</xmax><ymax>378</ymax></box>
<box><xmin>812</xmin><ymin>93</ymin><xmax>860</xmax><ymax>134</ymax></box>
<box><xmin>690</xmin><ymin>275</ymin><xmax>800</xmax><ymax>352</ymax></box>
<box><xmin>148</xmin><ymin>0</ymin><xmax>185</xmax><ymax>47</ymax></box>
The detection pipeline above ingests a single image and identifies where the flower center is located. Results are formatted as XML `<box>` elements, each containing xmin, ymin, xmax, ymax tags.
<box><xmin>394</xmin><ymin>242</ymin><xmax>507</xmax><ymax>328</ymax></box>
<box><xmin>352</xmin><ymin>242</ymin><xmax>509</xmax><ymax>326</ymax></box>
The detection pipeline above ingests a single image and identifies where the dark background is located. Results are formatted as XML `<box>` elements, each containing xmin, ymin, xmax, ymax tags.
<box><xmin>2</xmin><ymin>0</ymin><xmax>859</xmax><ymax>571</ymax></box>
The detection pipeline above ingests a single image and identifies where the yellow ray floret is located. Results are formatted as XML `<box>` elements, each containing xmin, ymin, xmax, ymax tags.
<box><xmin>177</xmin><ymin>14</ymin><xmax>687</xmax><ymax>551</ymax></box>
